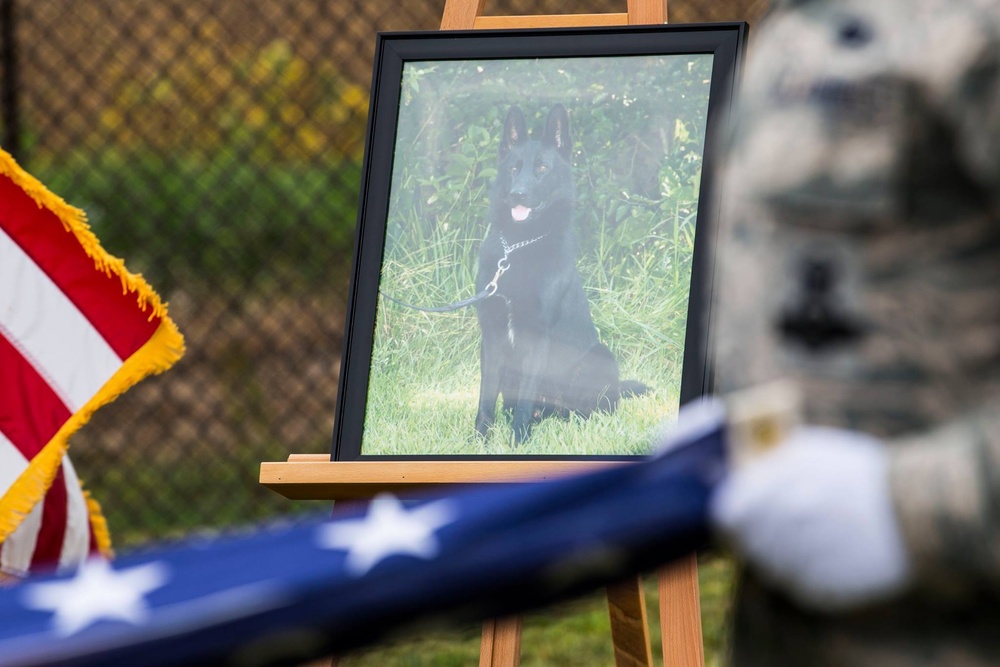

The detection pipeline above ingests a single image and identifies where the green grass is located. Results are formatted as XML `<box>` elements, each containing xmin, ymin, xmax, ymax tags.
<box><xmin>360</xmin><ymin>203</ymin><xmax>694</xmax><ymax>457</ymax></box>
<box><xmin>341</xmin><ymin>556</ymin><xmax>735</xmax><ymax>666</ymax></box>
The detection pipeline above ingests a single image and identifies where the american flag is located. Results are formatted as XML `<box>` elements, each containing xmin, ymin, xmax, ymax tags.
<box><xmin>0</xmin><ymin>147</ymin><xmax>184</xmax><ymax>574</ymax></box>
<box><xmin>1</xmin><ymin>456</ymin><xmax>104</xmax><ymax>578</ymax></box>
<box><xmin>0</xmin><ymin>403</ymin><xmax>727</xmax><ymax>667</ymax></box>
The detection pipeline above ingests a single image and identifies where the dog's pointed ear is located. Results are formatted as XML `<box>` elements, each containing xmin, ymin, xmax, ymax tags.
<box><xmin>499</xmin><ymin>106</ymin><xmax>527</xmax><ymax>160</ymax></box>
<box><xmin>543</xmin><ymin>104</ymin><xmax>572</xmax><ymax>161</ymax></box>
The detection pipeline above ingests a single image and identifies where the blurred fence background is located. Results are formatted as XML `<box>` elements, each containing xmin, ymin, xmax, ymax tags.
<box><xmin>0</xmin><ymin>0</ymin><xmax>768</xmax><ymax>548</ymax></box>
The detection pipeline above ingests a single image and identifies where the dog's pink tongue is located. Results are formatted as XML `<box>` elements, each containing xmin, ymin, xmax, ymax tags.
<box><xmin>511</xmin><ymin>205</ymin><xmax>532</xmax><ymax>222</ymax></box>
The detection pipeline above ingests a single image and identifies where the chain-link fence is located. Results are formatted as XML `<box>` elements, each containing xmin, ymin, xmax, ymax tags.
<box><xmin>0</xmin><ymin>0</ymin><xmax>769</xmax><ymax>548</ymax></box>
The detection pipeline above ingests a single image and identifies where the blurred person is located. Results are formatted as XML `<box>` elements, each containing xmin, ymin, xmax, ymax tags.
<box><xmin>708</xmin><ymin>0</ymin><xmax>1000</xmax><ymax>664</ymax></box>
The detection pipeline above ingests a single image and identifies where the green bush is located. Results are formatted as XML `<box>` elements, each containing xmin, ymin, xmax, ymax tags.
<box><xmin>24</xmin><ymin>33</ymin><xmax>369</xmax><ymax>291</ymax></box>
<box><xmin>30</xmin><ymin>150</ymin><xmax>362</xmax><ymax>291</ymax></box>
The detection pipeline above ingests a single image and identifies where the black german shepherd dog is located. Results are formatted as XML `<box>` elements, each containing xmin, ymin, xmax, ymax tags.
<box><xmin>474</xmin><ymin>104</ymin><xmax>648</xmax><ymax>444</ymax></box>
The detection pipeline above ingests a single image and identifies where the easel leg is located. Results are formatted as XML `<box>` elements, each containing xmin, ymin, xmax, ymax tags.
<box><xmin>479</xmin><ymin>616</ymin><xmax>523</xmax><ymax>667</ymax></box>
<box><xmin>606</xmin><ymin>576</ymin><xmax>653</xmax><ymax>667</ymax></box>
<box><xmin>322</xmin><ymin>501</ymin><xmax>369</xmax><ymax>667</ymax></box>
<box><xmin>658</xmin><ymin>554</ymin><xmax>704</xmax><ymax>667</ymax></box>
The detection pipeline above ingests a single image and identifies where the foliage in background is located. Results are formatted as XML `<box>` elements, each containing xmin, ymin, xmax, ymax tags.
<box><xmin>32</xmin><ymin>150</ymin><xmax>361</xmax><ymax>291</ymax></box>
<box><xmin>363</xmin><ymin>54</ymin><xmax>712</xmax><ymax>455</ymax></box>
<box><xmin>100</xmin><ymin>18</ymin><xmax>370</xmax><ymax>163</ymax></box>
<box><xmin>24</xmin><ymin>27</ymin><xmax>367</xmax><ymax>291</ymax></box>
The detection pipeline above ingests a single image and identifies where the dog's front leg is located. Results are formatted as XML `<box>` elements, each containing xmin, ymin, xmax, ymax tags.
<box><xmin>511</xmin><ymin>335</ymin><xmax>551</xmax><ymax>444</ymax></box>
<box><xmin>475</xmin><ymin>333</ymin><xmax>505</xmax><ymax>438</ymax></box>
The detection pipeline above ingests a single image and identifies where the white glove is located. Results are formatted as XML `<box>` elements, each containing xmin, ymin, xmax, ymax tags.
<box><xmin>710</xmin><ymin>426</ymin><xmax>912</xmax><ymax>611</ymax></box>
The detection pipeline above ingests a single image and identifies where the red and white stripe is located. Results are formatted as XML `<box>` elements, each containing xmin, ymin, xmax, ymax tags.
<box><xmin>0</xmin><ymin>173</ymin><xmax>160</xmax><ymax>472</ymax></box>
<box><xmin>1</xmin><ymin>456</ymin><xmax>96</xmax><ymax>576</ymax></box>
<box><xmin>0</xmin><ymin>166</ymin><xmax>164</xmax><ymax>573</ymax></box>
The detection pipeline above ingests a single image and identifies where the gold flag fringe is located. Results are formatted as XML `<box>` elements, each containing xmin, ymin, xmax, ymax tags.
<box><xmin>0</xmin><ymin>146</ymin><xmax>185</xmax><ymax>550</ymax></box>
<box><xmin>83</xmin><ymin>486</ymin><xmax>115</xmax><ymax>559</ymax></box>
<box><xmin>0</xmin><ymin>319</ymin><xmax>185</xmax><ymax>545</ymax></box>
<box><xmin>0</xmin><ymin>147</ymin><xmax>169</xmax><ymax>320</ymax></box>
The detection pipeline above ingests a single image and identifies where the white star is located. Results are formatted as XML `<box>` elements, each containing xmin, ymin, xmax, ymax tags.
<box><xmin>22</xmin><ymin>558</ymin><xmax>169</xmax><ymax>637</ymax></box>
<box><xmin>316</xmin><ymin>493</ymin><xmax>457</xmax><ymax>576</ymax></box>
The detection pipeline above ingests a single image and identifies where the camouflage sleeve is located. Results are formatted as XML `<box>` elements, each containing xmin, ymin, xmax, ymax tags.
<box><xmin>889</xmin><ymin>407</ymin><xmax>1000</xmax><ymax>593</ymax></box>
<box><xmin>937</xmin><ymin>1</ymin><xmax>1000</xmax><ymax>201</ymax></box>
<box><xmin>885</xmin><ymin>2</ymin><xmax>1000</xmax><ymax>594</ymax></box>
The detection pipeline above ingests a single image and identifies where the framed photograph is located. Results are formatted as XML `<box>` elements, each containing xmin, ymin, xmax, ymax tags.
<box><xmin>333</xmin><ymin>23</ymin><xmax>747</xmax><ymax>460</ymax></box>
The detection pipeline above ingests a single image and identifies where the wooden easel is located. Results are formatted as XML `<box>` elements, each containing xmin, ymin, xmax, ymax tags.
<box><xmin>438</xmin><ymin>5</ymin><xmax>705</xmax><ymax>664</ymax></box>
<box><xmin>263</xmin><ymin>2</ymin><xmax>705</xmax><ymax>665</ymax></box>
<box><xmin>440</xmin><ymin>0</ymin><xmax>668</xmax><ymax>30</ymax></box>
<box><xmin>438</xmin><ymin>5</ymin><xmax>704</xmax><ymax>663</ymax></box>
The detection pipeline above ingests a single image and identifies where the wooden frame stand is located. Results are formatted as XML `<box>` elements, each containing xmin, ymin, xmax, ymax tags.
<box><xmin>440</xmin><ymin>0</ymin><xmax>667</xmax><ymax>30</ymax></box>
<box><xmin>263</xmin><ymin>1</ymin><xmax>705</xmax><ymax>665</ymax></box>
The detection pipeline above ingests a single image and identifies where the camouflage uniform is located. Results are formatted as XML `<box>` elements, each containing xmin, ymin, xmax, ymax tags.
<box><xmin>714</xmin><ymin>0</ymin><xmax>1000</xmax><ymax>664</ymax></box>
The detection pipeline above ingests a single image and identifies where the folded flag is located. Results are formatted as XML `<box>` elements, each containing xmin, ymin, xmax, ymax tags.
<box><xmin>0</xmin><ymin>146</ymin><xmax>184</xmax><ymax>572</ymax></box>
<box><xmin>0</xmin><ymin>406</ymin><xmax>727</xmax><ymax>667</ymax></box>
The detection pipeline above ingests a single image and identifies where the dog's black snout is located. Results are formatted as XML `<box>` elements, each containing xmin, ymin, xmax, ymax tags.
<box><xmin>510</xmin><ymin>189</ymin><xmax>528</xmax><ymax>205</ymax></box>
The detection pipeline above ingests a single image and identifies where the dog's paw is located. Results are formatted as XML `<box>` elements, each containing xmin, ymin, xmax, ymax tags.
<box><xmin>474</xmin><ymin>413</ymin><xmax>494</xmax><ymax>438</ymax></box>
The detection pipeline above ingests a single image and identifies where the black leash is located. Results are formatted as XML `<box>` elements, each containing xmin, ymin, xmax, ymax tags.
<box><xmin>379</xmin><ymin>286</ymin><xmax>495</xmax><ymax>313</ymax></box>
<box><xmin>379</xmin><ymin>231</ymin><xmax>548</xmax><ymax>313</ymax></box>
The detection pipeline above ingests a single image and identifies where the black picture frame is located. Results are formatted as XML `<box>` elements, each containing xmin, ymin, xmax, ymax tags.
<box><xmin>333</xmin><ymin>22</ymin><xmax>747</xmax><ymax>461</ymax></box>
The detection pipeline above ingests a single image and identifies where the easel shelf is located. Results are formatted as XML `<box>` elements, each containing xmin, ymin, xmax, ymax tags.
<box><xmin>261</xmin><ymin>457</ymin><xmax>626</xmax><ymax>500</ymax></box>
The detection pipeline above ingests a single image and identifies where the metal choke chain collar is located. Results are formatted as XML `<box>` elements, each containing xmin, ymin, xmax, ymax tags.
<box><xmin>485</xmin><ymin>232</ymin><xmax>548</xmax><ymax>296</ymax></box>
<box><xmin>380</xmin><ymin>231</ymin><xmax>549</xmax><ymax>312</ymax></box>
